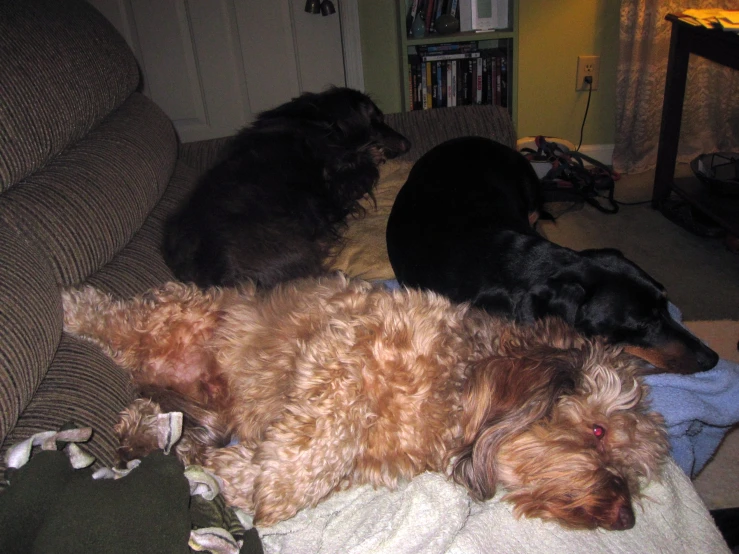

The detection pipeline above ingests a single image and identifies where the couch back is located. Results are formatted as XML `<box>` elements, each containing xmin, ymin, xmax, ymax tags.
<box><xmin>383</xmin><ymin>104</ymin><xmax>516</xmax><ymax>162</ymax></box>
<box><xmin>0</xmin><ymin>0</ymin><xmax>179</xmax><ymax>452</ymax></box>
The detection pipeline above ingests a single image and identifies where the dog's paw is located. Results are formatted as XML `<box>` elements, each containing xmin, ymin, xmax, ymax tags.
<box><xmin>115</xmin><ymin>398</ymin><xmax>165</xmax><ymax>462</ymax></box>
<box><xmin>61</xmin><ymin>286</ymin><xmax>104</xmax><ymax>333</ymax></box>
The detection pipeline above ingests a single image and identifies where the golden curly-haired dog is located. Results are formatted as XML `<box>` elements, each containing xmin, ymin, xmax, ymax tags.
<box><xmin>62</xmin><ymin>274</ymin><xmax>668</xmax><ymax>530</ymax></box>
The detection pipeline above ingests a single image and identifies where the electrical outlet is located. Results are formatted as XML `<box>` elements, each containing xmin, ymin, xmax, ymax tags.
<box><xmin>576</xmin><ymin>55</ymin><xmax>600</xmax><ymax>91</ymax></box>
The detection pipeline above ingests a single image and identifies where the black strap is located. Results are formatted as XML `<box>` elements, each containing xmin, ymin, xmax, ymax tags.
<box><xmin>521</xmin><ymin>137</ymin><xmax>620</xmax><ymax>215</ymax></box>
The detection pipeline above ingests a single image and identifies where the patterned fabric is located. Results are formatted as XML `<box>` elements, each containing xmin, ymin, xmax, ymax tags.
<box><xmin>384</xmin><ymin>104</ymin><xmax>517</xmax><ymax>162</ymax></box>
<box><xmin>178</xmin><ymin>105</ymin><xmax>516</xmax><ymax>170</ymax></box>
<box><xmin>0</xmin><ymin>0</ymin><xmax>188</xmax><ymax>467</ymax></box>
<box><xmin>614</xmin><ymin>0</ymin><xmax>739</xmax><ymax>174</ymax></box>
<box><xmin>0</xmin><ymin>444</ymin><xmax>264</xmax><ymax>554</ymax></box>
<box><xmin>0</xmin><ymin>226</ymin><xmax>60</xmax><ymax>444</ymax></box>
<box><xmin>0</xmin><ymin>94</ymin><xmax>177</xmax><ymax>287</ymax></box>
<box><xmin>0</xmin><ymin>0</ymin><xmax>140</xmax><ymax>190</ymax></box>
<box><xmin>85</xmin><ymin>162</ymin><xmax>201</xmax><ymax>297</ymax></box>
<box><xmin>179</xmin><ymin>138</ymin><xmax>234</xmax><ymax>173</ymax></box>
<box><xmin>0</xmin><ymin>161</ymin><xmax>201</xmax><ymax>470</ymax></box>
<box><xmin>1</xmin><ymin>338</ymin><xmax>135</xmax><ymax>471</ymax></box>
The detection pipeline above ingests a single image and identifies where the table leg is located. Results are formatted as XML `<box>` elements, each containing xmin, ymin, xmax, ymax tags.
<box><xmin>652</xmin><ymin>21</ymin><xmax>693</xmax><ymax>208</ymax></box>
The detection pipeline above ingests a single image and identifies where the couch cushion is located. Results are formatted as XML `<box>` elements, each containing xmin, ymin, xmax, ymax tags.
<box><xmin>329</xmin><ymin>160</ymin><xmax>414</xmax><ymax>280</ymax></box>
<box><xmin>0</xmin><ymin>160</ymin><xmax>200</xmax><ymax>467</ymax></box>
<box><xmin>1</xmin><ymin>338</ymin><xmax>136</xmax><ymax>469</ymax></box>
<box><xmin>384</xmin><ymin>105</ymin><xmax>516</xmax><ymax>163</ymax></box>
<box><xmin>0</xmin><ymin>226</ymin><xmax>60</xmax><ymax>446</ymax></box>
<box><xmin>0</xmin><ymin>93</ymin><xmax>177</xmax><ymax>286</ymax></box>
<box><xmin>0</xmin><ymin>0</ymin><xmax>140</xmax><ymax>190</ymax></box>
<box><xmin>179</xmin><ymin>137</ymin><xmax>234</xmax><ymax>173</ymax></box>
<box><xmin>86</xmin><ymin>161</ymin><xmax>201</xmax><ymax>296</ymax></box>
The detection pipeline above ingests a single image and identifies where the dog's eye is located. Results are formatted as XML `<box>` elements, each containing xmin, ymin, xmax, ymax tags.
<box><xmin>592</xmin><ymin>424</ymin><xmax>606</xmax><ymax>439</ymax></box>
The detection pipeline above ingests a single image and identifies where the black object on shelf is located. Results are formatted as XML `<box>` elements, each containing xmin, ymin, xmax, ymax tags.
<box><xmin>691</xmin><ymin>152</ymin><xmax>739</xmax><ymax>196</ymax></box>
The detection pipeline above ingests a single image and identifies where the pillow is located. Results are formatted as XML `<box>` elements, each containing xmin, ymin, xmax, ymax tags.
<box><xmin>328</xmin><ymin>160</ymin><xmax>413</xmax><ymax>280</ymax></box>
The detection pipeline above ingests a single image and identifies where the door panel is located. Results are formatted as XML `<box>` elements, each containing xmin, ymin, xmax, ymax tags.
<box><xmin>87</xmin><ymin>0</ymin><xmax>348</xmax><ymax>143</ymax></box>
<box><xmin>233</xmin><ymin>0</ymin><xmax>301</xmax><ymax>115</ymax></box>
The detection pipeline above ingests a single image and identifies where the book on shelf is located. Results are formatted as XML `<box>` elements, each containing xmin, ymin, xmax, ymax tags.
<box><xmin>407</xmin><ymin>0</ymin><xmax>509</xmax><ymax>38</ymax></box>
<box><xmin>406</xmin><ymin>0</ymin><xmax>420</xmax><ymax>37</ymax></box>
<box><xmin>435</xmin><ymin>0</ymin><xmax>446</xmax><ymax>25</ymax></box>
<box><xmin>416</xmin><ymin>41</ymin><xmax>478</xmax><ymax>55</ymax></box>
<box><xmin>499</xmin><ymin>53</ymin><xmax>507</xmax><ymax>107</ymax></box>
<box><xmin>420</xmin><ymin>51</ymin><xmax>481</xmax><ymax>62</ymax></box>
<box><xmin>448</xmin><ymin>0</ymin><xmax>459</xmax><ymax>17</ymax></box>
<box><xmin>408</xmin><ymin>45</ymin><xmax>508</xmax><ymax>110</ymax></box>
<box><xmin>475</xmin><ymin>57</ymin><xmax>482</xmax><ymax>104</ymax></box>
<box><xmin>439</xmin><ymin>62</ymin><xmax>446</xmax><ymax>107</ymax></box>
<box><xmin>425</xmin><ymin>0</ymin><xmax>436</xmax><ymax>33</ymax></box>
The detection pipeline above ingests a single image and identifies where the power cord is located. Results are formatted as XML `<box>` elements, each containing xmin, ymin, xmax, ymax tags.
<box><xmin>574</xmin><ymin>76</ymin><xmax>650</xmax><ymax>206</ymax></box>
<box><xmin>576</xmin><ymin>76</ymin><xmax>592</xmax><ymax>152</ymax></box>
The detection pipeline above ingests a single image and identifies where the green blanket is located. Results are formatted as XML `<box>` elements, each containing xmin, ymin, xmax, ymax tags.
<box><xmin>0</xmin><ymin>434</ymin><xmax>262</xmax><ymax>554</ymax></box>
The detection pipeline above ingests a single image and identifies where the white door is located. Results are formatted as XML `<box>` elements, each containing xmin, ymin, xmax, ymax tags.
<box><xmin>87</xmin><ymin>0</ymin><xmax>351</xmax><ymax>143</ymax></box>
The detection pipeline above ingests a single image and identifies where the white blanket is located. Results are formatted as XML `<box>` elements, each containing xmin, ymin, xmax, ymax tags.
<box><xmin>259</xmin><ymin>460</ymin><xmax>729</xmax><ymax>554</ymax></box>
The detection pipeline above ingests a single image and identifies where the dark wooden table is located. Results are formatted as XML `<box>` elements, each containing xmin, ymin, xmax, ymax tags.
<box><xmin>652</xmin><ymin>14</ymin><xmax>739</xmax><ymax>236</ymax></box>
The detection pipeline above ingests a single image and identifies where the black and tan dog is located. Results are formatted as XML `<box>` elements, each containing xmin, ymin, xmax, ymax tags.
<box><xmin>164</xmin><ymin>87</ymin><xmax>410</xmax><ymax>289</ymax></box>
<box><xmin>386</xmin><ymin>136</ymin><xmax>718</xmax><ymax>374</ymax></box>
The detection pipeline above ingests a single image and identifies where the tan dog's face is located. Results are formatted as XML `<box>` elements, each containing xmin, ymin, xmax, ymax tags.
<box><xmin>494</xmin><ymin>361</ymin><xmax>667</xmax><ymax>530</ymax></box>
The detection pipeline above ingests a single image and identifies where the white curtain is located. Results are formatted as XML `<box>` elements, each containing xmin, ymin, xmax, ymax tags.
<box><xmin>613</xmin><ymin>0</ymin><xmax>739</xmax><ymax>174</ymax></box>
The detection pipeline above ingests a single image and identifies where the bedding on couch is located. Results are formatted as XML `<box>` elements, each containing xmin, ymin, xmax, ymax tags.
<box><xmin>259</xmin><ymin>460</ymin><xmax>725</xmax><ymax>554</ymax></box>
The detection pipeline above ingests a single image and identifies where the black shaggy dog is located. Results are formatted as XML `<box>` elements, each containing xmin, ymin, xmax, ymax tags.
<box><xmin>163</xmin><ymin>87</ymin><xmax>410</xmax><ymax>289</ymax></box>
<box><xmin>386</xmin><ymin>136</ymin><xmax>718</xmax><ymax>374</ymax></box>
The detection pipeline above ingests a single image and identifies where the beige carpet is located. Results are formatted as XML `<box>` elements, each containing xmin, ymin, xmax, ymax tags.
<box><xmin>686</xmin><ymin>320</ymin><xmax>739</xmax><ymax>510</ymax></box>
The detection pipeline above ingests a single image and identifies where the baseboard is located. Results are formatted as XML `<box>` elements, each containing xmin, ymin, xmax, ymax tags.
<box><xmin>577</xmin><ymin>144</ymin><xmax>614</xmax><ymax>167</ymax></box>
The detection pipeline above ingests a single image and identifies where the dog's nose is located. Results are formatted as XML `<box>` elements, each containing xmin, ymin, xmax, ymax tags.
<box><xmin>609</xmin><ymin>503</ymin><xmax>635</xmax><ymax>531</ymax></box>
<box><xmin>696</xmin><ymin>344</ymin><xmax>720</xmax><ymax>371</ymax></box>
<box><xmin>399</xmin><ymin>137</ymin><xmax>411</xmax><ymax>153</ymax></box>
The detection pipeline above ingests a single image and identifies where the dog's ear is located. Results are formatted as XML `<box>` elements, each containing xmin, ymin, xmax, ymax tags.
<box><xmin>520</xmin><ymin>278</ymin><xmax>587</xmax><ymax>325</ymax></box>
<box><xmin>451</xmin><ymin>349</ymin><xmax>578</xmax><ymax>500</ymax></box>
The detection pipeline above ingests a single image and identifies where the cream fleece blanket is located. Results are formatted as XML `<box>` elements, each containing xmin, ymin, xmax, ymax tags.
<box><xmin>321</xmin><ymin>160</ymin><xmax>730</xmax><ymax>554</ymax></box>
<box><xmin>259</xmin><ymin>460</ymin><xmax>728</xmax><ymax>554</ymax></box>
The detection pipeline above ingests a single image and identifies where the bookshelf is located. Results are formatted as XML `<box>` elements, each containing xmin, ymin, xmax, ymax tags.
<box><xmin>396</xmin><ymin>0</ymin><xmax>518</xmax><ymax>122</ymax></box>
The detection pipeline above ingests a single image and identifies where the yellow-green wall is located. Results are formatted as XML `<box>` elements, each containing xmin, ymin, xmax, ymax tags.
<box><xmin>517</xmin><ymin>0</ymin><xmax>619</xmax><ymax>146</ymax></box>
<box><xmin>358</xmin><ymin>0</ymin><xmax>403</xmax><ymax>114</ymax></box>
<box><xmin>358</xmin><ymin>0</ymin><xmax>619</xmax><ymax>146</ymax></box>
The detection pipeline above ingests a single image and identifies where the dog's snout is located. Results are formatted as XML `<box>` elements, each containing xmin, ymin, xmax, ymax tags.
<box><xmin>596</xmin><ymin>474</ymin><xmax>635</xmax><ymax>531</ymax></box>
<box><xmin>624</xmin><ymin>337</ymin><xmax>719</xmax><ymax>375</ymax></box>
<box><xmin>382</xmin><ymin>135</ymin><xmax>411</xmax><ymax>159</ymax></box>
<box><xmin>375</xmin><ymin>123</ymin><xmax>411</xmax><ymax>159</ymax></box>
<box><xmin>696</xmin><ymin>344</ymin><xmax>720</xmax><ymax>371</ymax></box>
<box><xmin>608</xmin><ymin>503</ymin><xmax>635</xmax><ymax>531</ymax></box>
